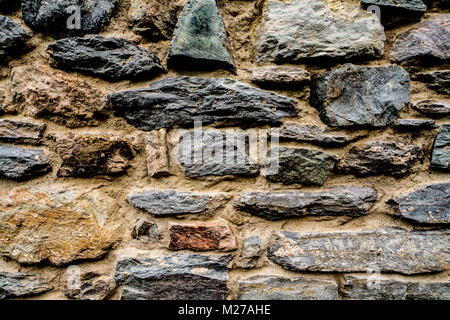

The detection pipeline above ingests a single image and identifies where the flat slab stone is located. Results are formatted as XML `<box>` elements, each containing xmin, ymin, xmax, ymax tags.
<box><xmin>0</xmin><ymin>119</ymin><xmax>46</xmax><ymax>144</ymax></box>
<box><xmin>431</xmin><ymin>124</ymin><xmax>450</xmax><ymax>171</ymax></box>
<box><xmin>268</xmin><ymin>228</ymin><xmax>450</xmax><ymax>274</ymax></box>
<box><xmin>413</xmin><ymin>70</ymin><xmax>450</xmax><ymax>95</ymax></box>
<box><xmin>47</xmin><ymin>36</ymin><xmax>166</xmax><ymax>81</ymax></box>
<box><xmin>310</xmin><ymin>64</ymin><xmax>410</xmax><ymax>128</ymax></box>
<box><xmin>0</xmin><ymin>15</ymin><xmax>30</xmax><ymax>61</ymax></box>
<box><xmin>412</xmin><ymin>100</ymin><xmax>450</xmax><ymax>117</ymax></box>
<box><xmin>250</xmin><ymin>66</ymin><xmax>310</xmax><ymax>88</ymax></box>
<box><xmin>255</xmin><ymin>0</ymin><xmax>385</xmax><ymax>63</ymax></box>
<box><xmin>234</xmin><ymin>186</ymin><xmax>377</xmax><ymax>221</ymax></box>
<box><xmin>393</xmin><ymin>119</ymin><xmax>437</xmax><ymax>131</ymax></box>
<box><xmin>361</xmin><ymin>0</ymin><xmax>427</xmax><ymax>27</ymax></box>
<box><xmin>115</xmin><ymin>254</ymin><xmax>232</xmax><ymax>300</ymax></box>
<box><xmin>0</xmin><ymin>272</ymin><xmax>53</xmax><ymax>299</ymax></box>
<box><xmin>0</xmin><ymin>144</ymin><xmax>50</xmax><ymax>180</ymax></box>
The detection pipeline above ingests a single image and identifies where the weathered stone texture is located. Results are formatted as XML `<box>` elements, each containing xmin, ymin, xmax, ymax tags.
<box><xmin>0</xmin><ymin>144</ymin><xmax>50</xmax><ymax>180</ymax></box>
<box><xmin>0</xmin><ymin>272</ymin><xmax>52</xmax><ymax>299</ymax></box>
<box><xmin>131</xmin><ymin>219</ymin><xmax>160</xmax><ymax>242</ymax></box>
<box><xmin>64</xmin><ymin>270</ymin><xmax>115</xmax><ymax>300</ymax></box>
<box><xmin>431</xmin><ymin>124</ymin><xmax>450</xmax><ymax>171</ymax></box>
<box><xmin>361</xmin><ymin>0</ymin><xmax>427</xmax><ymax>27</ymax></box>
<box><xmin>145</xmin><ymin>130</ymin><xmax>170</xmax><ymax>178</ymax></box>
<box><xmin>394</xmin><ymin>119</ymin><xmax>437</xmax><ymax>131</ymax></box>
<box><xmin>412</xmin><ymin>100</ymin><xmax>450</xmax><ymax>117</ymax></box>
<box><xmin>250</xmin><ymin>67</ymin><xmax>310</xmax><ymax>88</ymax></box>
<box><xmin>0</xmin><ymin>119</ymin><xmax>46</xmax><ymax>144</ymax></box>
<box><xmin>236</xmin><ymin>236</ymin><xmax>263</xmax><ymax>269</ymax></box>
<box><xmin>413</xmin><ymin>70</ymin><xmax>450</xmax><ymax>95</ymax></box>
<box><xmin>0</xmin><ymin>15</ymin><xmax>30</xmax><ymax>61</ymax></box>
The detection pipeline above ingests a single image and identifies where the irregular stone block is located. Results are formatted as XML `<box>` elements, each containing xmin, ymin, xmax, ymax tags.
<box><xmin>237</xmin><ymin>276</ymin><xmax>338</xmax><ymax>300</ymax></box>
<box><xmin>361</xmin><ymin>0</ymin><xmax>427</xmax><ymax>27</ymax></box>
<box><xmin>131</xmin><ymin>218</ymin><xmax>160</xmax><ymax>242</ymax></box>
<box><xmin>236</xmin><ymin>236</ymin><xmax>263</xmax><ymax>269</ymax></box>
<box><xmin>234</xmin><ymin>186</ymin><xmax>377</xmax><ymax>221</ymax></box>
<box><xmin>413</xmin><ymin>70</ymin><xmax>450</xmax><ymax>95</ymax></box>
<box><xmin>145</xmin><ymin>130</ymin><xmax>170</xmax><ymax>178</ymax></box>
<box><xmin>431</xmin><ymin>124</ymin><xmax>450</xmax><ymax>171</ymax></box>
<box><xmin>64</xmin><ymin>269</ymin><xmax>115</xmax><ymax>300</ymax></box>
<box><xmin>412</xmin><ymin>100</ymin><xmax>450</xmax><ymax>117</ymax></box>
<box><xmin>394</xmin><ymin>119</ymin><xmax>437</xmax><ymax>131</ymax></box>
<box><xmin>0</xmin><ymin>188</ymin><xmax>117</xmax><ymax>266</ymax></box>
<box><xmin>167</xmin><ymin>0</ymin><xmax>236</xmax><ymax>74</ymax></box>
<box><xmin>268</xmin><ymin>228</ymin><xmax>450</xmax><ymax>274</ymax></box>
<box><xmin>250</xmin><ymin>66</ymin><xmax>310</xmax><ymax>88</ymax></box>
<box><xmin>108</xmin><ymin>77</ymin><xmax>297</xmax><ymax>131</ymax></box>
<box><xmin>388</xmin><ymin>183</ymin><xmax>450</xmax><ymax>224</ymax></box>
<box><xmin>310</xmin><ymin>64</ymin><xmax>411</xmax><ymax>128</ymax></box>
<box><xmin>255</xmin><ymin>0</ymin><xmax>385</xmax><ymax>63</ymax></box>
<box><xmin>0</xmin><ymin>272</ymin><xmax>52</xmax><ymax>300</ymax></box>
<box><xmin>115</xmin><ymin>254</ymin><xmax>232</xmax><ymax>300</ymax></box>
<box><xmin>0</xmin><ymin>144</ymin><xmax>50</xmax><ymax>180</ymax></box>
<box><xmin>337</xmin><ymin>141</ymin><xmax>423</xmax><ymax>177</ymax></box>
<box><xmin>0</xmin><ymin>16</ymin><xmax>30</xmax><ymax>61</ymax></box>
<box><xmin>0</xmin><ymin>119</ymin><xmax>46</xmax><ymax>144</ymax></box>
<box><xmin>11</xmin><ymin>65</ymin><xmax>108</xmax><ymax>128</ymax></box>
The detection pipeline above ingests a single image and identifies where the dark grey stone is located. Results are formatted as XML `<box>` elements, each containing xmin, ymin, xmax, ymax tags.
<box><xmin>0</xmin><ymin>144</ymin><xmax>51</xmax><ymax>180</ymax></box>
<box><xmin>412</xmin><ymin>100</ymin><xmax>450</xmax><ymax>117</ymax></box>
<box><xmin>394</xmin><ymin>119</ymin><xmax>437</xmax><ymax>131</ymax></box>
<box><xmin>413</xmin><ymin>70</ymin><xmax>450</xmax><ymax>95</ymax></box>
<box><xmin>431</xmin><ymin>124</ymin><xmax>450</xmax><ymax>171</ymax></box>
<box><xmin>0</xmin><ymin>15</ymin><xmax>30</xmax><ymax>61</ymax></box>
<box><xmin>236</xmin><ymin>236</ymin><xmax>263</xmax><ymax>269</ymax></box>
<box><xmin>361</xmin><ymin>0</ymin><xmax>427</xmax><ymax>27</ymax></box>
<box><xmin>0</xmin><ymin>272</ymin><xmax>52</xmax><ymax>299</ymax></box>
<box><xmin>250</xmin><ymin>66</ymin><xmax>310</xmax><ymax>89</ymax></box>
<box><xmin>0</xmin><ymin>1</ymin><xmax>20</xmax><ymax>13</ymax></box>
<box><xmin>0</xmin><ymin>119</ymin><xmax>46</xmax><ymax>144</ymax></box>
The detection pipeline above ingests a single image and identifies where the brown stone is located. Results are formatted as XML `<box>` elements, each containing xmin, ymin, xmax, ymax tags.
<box><xmin>145</xmin><ymin>130</ymin><xmax>170</xmax><ymax>178</ymax></box>
<box><xmin>0</xmin><ymin>119</ymin><xmax>46</xmax><ymax>144</ymax></box>
<box><xmin>10</xmin><ymin>65</ymin><xmax>108</xmax><ymax>128</ymax></box>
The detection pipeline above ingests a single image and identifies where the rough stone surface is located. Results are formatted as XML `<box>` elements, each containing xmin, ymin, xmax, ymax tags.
<box><xmin>128</xmin><ymin>190</ymin><xmax>227</xmax><ymax>217</ymax></box>
<box><xmin>0</xmin><ymin>144</ymin><xmax>51</xmax><ymax>180</ymax></box>
<box><xmin>115</xmin><ymin>254</ymin><xmax>232</xmax><ymax>300</ymax></box>
<box><xmin>361</xmin><ymin>0</ymin><xmax>427</xmax><ymax>27</ymax></box>
<box><xmin>0</xmin><ymin>188</ymin><xmax>117</xmax><ymax>266</ymax></box>
<box><xmin>108</xmin><ymin>77</ymin><xmax>297</xmax><ymax>131</ymax></box>
<box><xmin>0</xmin><ymin>1</ymin><xmax>20</xmax><ymax>13</ymax></box>
<box><xmin>412</xmin><ymin>100</ymin><xmax>450</xmax><ymax>117</ymax></box>
<box><xmin>0</xmin><ymin>15</ymin><xmax>30</xmax><ymax>61</ymax></box>
<box><xmin>310</xmin><ymin>64</ymin><xmax>410</xmax><ymax>128</ymax></box>
<box><xmin>234</xmin><ymin>186</ymin><xmax>377</xmax><ymax>221</ymax></box>
<box><xmin>64</xmin><ymin>270</ymin><xmax>115</xmax><ymax>300</ymax></box>
<box><xmin>10</xmin><ymin>65</ymin><xmax>108</xmax><ymax>128</ymax></box>
<box><xmin>237</xmin><ymin>276</ymin><xmax>338</xmax><ymax>300</ymax></box>
<box><xmin>236</xmin><ymin>236</ymin><xmax>263</xmax><ymax>269</ymax></box>
<box><xmin>131</xmin><ymin>218</ymin><xmax>160</xmax><ymax>242</ymax></box>
<box><xmin>413</xmin><ymin>70</ymin><xmax>450</xmax><ymax>95</ymax></box>
<box><xmin>255</xmin><ymin>0</ymin><xmax>385</xmax><ymax>63</ymax></box>
<box><xmin>0</xmin><ymin>272</ymin><xmax>52</xmax><ymax>299</ymax></box>
<box><xmin>337</xmin><ymin>141</ymin><xmax>423</xmax><ymax>177</ymax></box>
<box><xmin>0</xmin><ymin>119</ymin><xmax>46</xmax><ymax>144</ymax></box>
<box><xmin>265</xmin><ymin>147</ymin><xmax>337</xmax><ymax>186</ymax></box>
<box><xmin>268</xmin><ymin>228</ymin><xmax>450</xmax><ymax>274</ymax></box>
<box><xmin>21</xmin><ymin>0</ymin><xmax>117</xmax><ymax>38</ymax></box>
<box><xmin>342</xmin><ymin>275</ymin><xmax>450</xmax><ymax>300</ymax></box>
<box><xmin>56</xmin><ymin>134</ymin><xmax>136</xmax><ymax>177</ymax></box>
<box><xmin>388</xmin><ymin>183</ymin><xmax>450</xmax><ymax>224</ymax></box>
<box><xmin>145</xmin><ymin>130</ymin><xmax>170</xmax><ymax>178</ymax></box>
<box><xmin>431</xmin><ymin>124</ymin><xmax>450</xmax><ymax>171</ymax></box>
<box><xmin>168</xmin><ymin>223</ymin><xmax>238</xmax><ymax>252</ymax></box>
<box><xmin>250</xmin><ymin>66</ymin><xmax>310</xmax><ymax>88</ymax></box>
<box><xmin>167</xmin><ymin>0</ymin><xmax>236</xmax><ymax>73</ymax></box>
<box><xmin>394</xmin><ymin>119</ymin><xmax>437</xmax><ymax>131</ymax></box>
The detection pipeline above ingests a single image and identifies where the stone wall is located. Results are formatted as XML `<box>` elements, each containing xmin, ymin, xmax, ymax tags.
<box><xmin>0</xmin><ymin>0</ymin><xmax>449</xmax><ymax>300</ymax></box>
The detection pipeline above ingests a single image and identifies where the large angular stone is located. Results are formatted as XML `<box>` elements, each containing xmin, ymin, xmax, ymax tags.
<box><xmin>108</xmin><ymin>77</ymin><xmax>297</xmax><ymax>131</ymax></box>
<box><xmin>0</xmin><ymin>272</ymin><xmax>53</xmax><ymax>300</ymax></box>
<box><xmin>413</xmin><ymin>70</ymin><xmax>450</xmax><ymax>95</ymax></box>
<box><xmin>64</xmin><ymin>270</ymin><xmax>115</xmax><ymax>300</ymax></box>
<box><xmin>236</xmin><ymin>236</ymin><xmax>263</xmax><ymax>269</ymax></box>
<box><xmin>388</xmin><ymin>183</ymin><xmax>450</xmax><ymax>224</ymax></box>
<box><xmin>56</xmin><ymin>134</ymin><xmax>136</xmax><ymax>177</ymax></box>
<box><xmin>250</xmin><ymin>66</ymin><xmax>310</xmax><ymax>88</ymax></box>
<box><xmin>310</xmin><ymin>64</ymin><xmax>411</xmax><ymax>128</ymax></box>
<box><xmin>412</xmin><ymin>100</ymin><xmax>450</xmax><ymax>117</ymax></box>
<box><xmin>268</xmin><ymin>228</ymin><xmax>450</xmax><ymax>274</ymax></box>
<box><xmin>431</xmin><ymin>124</ymin><xmax>450</xmax><ymax>171</ymax></box>
<box><xmin>145</xmin><ymin>130</ymin><xmax>170</xmax><ymax>178</ymax></box>
<box><xmin>337</xmin><ymin>141</ymin><xmax>423</xmax><ymax>177</ymax></box>
<box><xmin>361</xmin><ymin>0</ymin><xmax>427</xmax><ymax>27</ymax></box>
<box><xmin>128</xmin><ymin>190</ymin><xmax>227</xmax><ymax>217</ymax></box>
<box><xmin>234</xmin><ymin>186</ymin><xmax>377</xmax><ymax>221</ymax></box>
<box><xmin>21</xmin><ymin>0</ymin><xmax>117</xmax><ymax>38</ymax></box>
<box><xmin>255</xmin><ymin>0</ymin><xmax>385</xmax><ymax>63</ymax></box>
<box><xmin>0</xmin><ymin>119</ymin><xmax>46</xmax><ymax>144</ymax></box>
<box><xmin>0</xmin><ymin>16</ymin><xmax>30</xmax><ymax>61</ymax></box>
<box><xmin>0</xmin><ymin>188</ymin><xmax>117</xmax><ymax>266</ymax></box>
<box><xmin>11</xmin><ymin>65</ymin><xmax>108</xmax><ymax>128</ymax></box>
<box><xmin>0</xmin><ymin>144</ymin><xmax>50</xmax><ymax>180</ymax></box>
<box><xmin>47</xmin><ymin>36</ymin><xmax>166</xmax><ymax>81</ymax></box>
<box><xmin>237</xmin><ymin>276</ymin><xmax>338</xmax><ymax>300</ymax></box>
<box><xmin>341</xmin><ymin>275</ymin><xmax>450</xmax><ymax>300</ymax></box>
<box><xmin>115</xmin><ymin>254</ymin><xmax>232</xmax><ymax>300</ymax></box>
<box><xmin>167</xmin><ymin>0</ymin><xmax>236</xmax><ymax>74</ymax></box>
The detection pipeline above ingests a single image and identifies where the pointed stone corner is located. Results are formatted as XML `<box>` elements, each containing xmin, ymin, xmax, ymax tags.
<box><xmin>167</xmin><ymin>0</ymin><xmax>236</xmax><ymax>74</ymax></box>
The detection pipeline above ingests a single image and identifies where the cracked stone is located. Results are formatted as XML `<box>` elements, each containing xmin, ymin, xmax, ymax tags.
<box><xmin>412</xmin><ymin>100</ymin><xmax>450</xmax><ymax>117</ymax></box>
<box><xmin>431</xmin><ymin>124</ymin><xmax>450</xmax><ymax>171</ymax></box>
<box><xmin>0</xmin><ymin>272</ymin><xmax>52</xmax><ymax>300</ymax></box>
<box><xmin>0</xmin><ymin>119</ymin><xmax>46</xmax><ymax>144</ymax></box>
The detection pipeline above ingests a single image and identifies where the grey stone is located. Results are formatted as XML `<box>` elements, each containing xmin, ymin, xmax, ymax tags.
<box><xmin>0</xmin><ymin>15</ymin><xmax>30</xmax><ymax>61</ymax></box>
<box><xmin>268</xmin><ymin>228</ymin><xmax>450</xmax><ymax>274</ymax></box>
<box><xmin>361</xmin><ymin>0</ymin><xmax>427</xmax><ymax>27</ymax></box>
<box><xmin>234</xmin><ymin>186</ymin><xmax>377</xmax><ymax>221</ymax></box>
<box><xmin>64</xmin><ymin>270</ymin><xmax>115</xmax><ymax>300</ymax></box>
<box><xmin>108</xmin><ymin>77</ymin><xmax>297</xmax><ymax>131</ymax></box>
<box><xmin>237</xmin><ymin>276</ymin><xmax>338</xmax><ymax>300</ymax></box>
<box><xmin>0</xmin><ymin>144</ymin><xmax>51</xmax><ymax>180</ymax></box>
<box><xmin>255</xmin><ymin>0</ymin><xmax>385</xmax><ymax>63</ymax></box>
<box><xmin>0</xmin><ymin>119</ymin><xmax>46</xmax><ymax>144</ymax></box>
<box><xmin>388</xmin><ymin>183</ymin><xmax>450</xmax><ymax>224</ymax></box>
<box><xmin>131</xmin><ymin>218</ymin><xmax>161</xmax><ymax>242</ymax></box>
<box><xmin>167</xmin><ymin>0</ymin><xmax>236</xmax><ymax>74</ymax></box>
<box><xmin>0</xmin><ymin>272</ymin><xmax>52</xmax><ymax>300</ymax></box>
<box><xmin>47</xmin><ymin>36</ymin><xmax>166</xmax><ymax>81</ymax></box>
<box><xmin>394</xmin><ymin>119</ymin><xmax>437</xmax><ymax>131</ymax></box>
<box><xmin>115</xmin><ymin>254</ymin><xmax>232</xmax><ymax>300</ymax></box>
<box><xmin>236</xmin><ymin>236</ymin><xmax>263</xmax><ymax>269</ymax></box>
<box><xmin>431</xmin><ymin>124</ymin><xmax>450</xmax><ymax>171</ymax></box>
<box><xmin>412</xmin><ymin>100</ymin><xmax>450</xmax><ymax>117</ymax></box>
<box><xmin>413</xmin><ymin>70</ymin><xmax>450</xmax><ymax>95</ymax></box>
<box><xmin>250</xmin><ymin>66</ymin><xmax>310</xmax><ymax>88</ymax></box>
<box><xmin>310</xmin><ymin>64</ymin><xmax>411</xmax><ymax>128</ymax></box>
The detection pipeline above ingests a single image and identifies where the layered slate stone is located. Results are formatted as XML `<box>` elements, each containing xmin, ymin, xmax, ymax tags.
<box><xmin>0</xmin><ymin>0</ymin><xmax>20</xmax><ymax>13</ymax></box>
<box><xmin>11</xmin><ymin>65</ymin><xmax>108</xmax><ymax>128</ymax></box>
<box><xmin>265</xmin><ymin>147</ymin><xmax>337</xmax><ymax>186</ymax></box>
<box><xmin>0</xmin><ymin>119</ymin><xmax>46</xmax><ymax>144</ymax></box>
<box><xmin>236</xmin><ymin>236</ymin><xmax>263</xmax><ymax>269</ymax></box>
<box><xmin>268</xmin><ymin>228</ymin><xmax>450</xmax><ymax>274</ymax></box>
<box><xmin>21</xmin><ymin>0</ymin><xmax>117</xmax><ymax>38</ymax></box>
<box><xmin>390</xmin><ymin>15</ymin><xmax>450</xmax><ymax>67</ymax></box>
<box><xmin>412</xmin><ymin>100</ymin><xmax>450</xmax><ymax>117</ymax></box>
<box><xmin>413</xmin><ymin>70</ymin><xmax>450</xmax><ymax>95</ymax></box>
<box><xmin>109</xmin><ymin>77</ymin><xmax>297</xmax><ymax>131</ymax></box>
<box><xmin>145</xmin><ymin>130</ymin><xmax>170</xmax><ymax>178</ymax></box>
<box><xmin>255</xmin><ymin>0</ymin><xmax>385</xmax><ymax>63</ymax></box>
<box><xmin>167</xmin><ymin>0</ymin><xmax>236</xmax><ymax>74</ymax></box>
<box><xmin>56</xmin><ymin>134</ymin><xmax>136</xmax><ymax>177</ymax></box>
<box><xmin>250</xmin><ymin>67</ymin><xmax>310</xmax><ymax>89</ymax></box>
<box><xmin>128</xmin><ymin>190</ymin><xmax>228</xmax><ymax>217</ymax></box>
<box><xmin>361</xmin><ymin>0</ymin><xmax>427</xmax><ymax>27</ymax></box>
<box><xmin>388</xmin><ymin>183</ymin><xmax>450</xmax><ymax>224</ymax></box>
<box><xmin>394</xmin><ymin>119</ymin><xmax>437</xmax><ymax>131</ymax></box>
<box><xmin>431</xmin><ymin>125</ymin><xmax>450</xmax><ymax>171</ymax></box>
<box><xmin>0</xmin><ymin>144</ymin><xmax>51</xmax><ymax>180</ymax></box>
<box><xmin>168</xmin><ymin>223</ymin><xmax>238</xmax><ymax>252</ymax></box>
<box><xmin>131</xmin><ymin>219</ymin><xmax>160</xmax><ymax>242</ymax></box>
<box><xmin>342</xmin><ymin>275</ymin><xmax>450</xmax><ymax>300</ymax></box>
<box><xmin>0</xmin><ymin>188</ymin><xmax>117</xmax><ymax>266</ymax></box>
<box><xmin>237</xmin><ymin>276</ymin><xmax>338</xmax><ymax>300</ymax></box>
<box><xmin>47</xmin><ymin>36</ymin><xmax>166</xmax><ymax>81</ymax></box>
<box><xmin>115</xmin><ymin>254</ymin><xmax>232</xmax><ymax>300</ymax></box>
<box><xmin>234</xmin><ymin>186</ymin><xmax>377</xmax><ymax>221</ymax></box>
<box><xmin>337</xmin><ymin>141</ymin><xmax>423</xmax><ymax>177</ymax></box>
<box><xmin>0</xmin><ymin>272</ymin><xmax>53</xmax><ymax>299</ymax></box>
<box><xmin>0</xmin><ymin>16</ymin><xmax>30</xmax><ymax>61</ymax></box>
<box><xmin>64</xmin><ymin>270</ymin><xmax>115</xmax><ymax>300</ymax></box>
<box><xmin>310</xmin><ymin>64</ymin><xmax>411</xmax><ymax>128</ymax></box>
